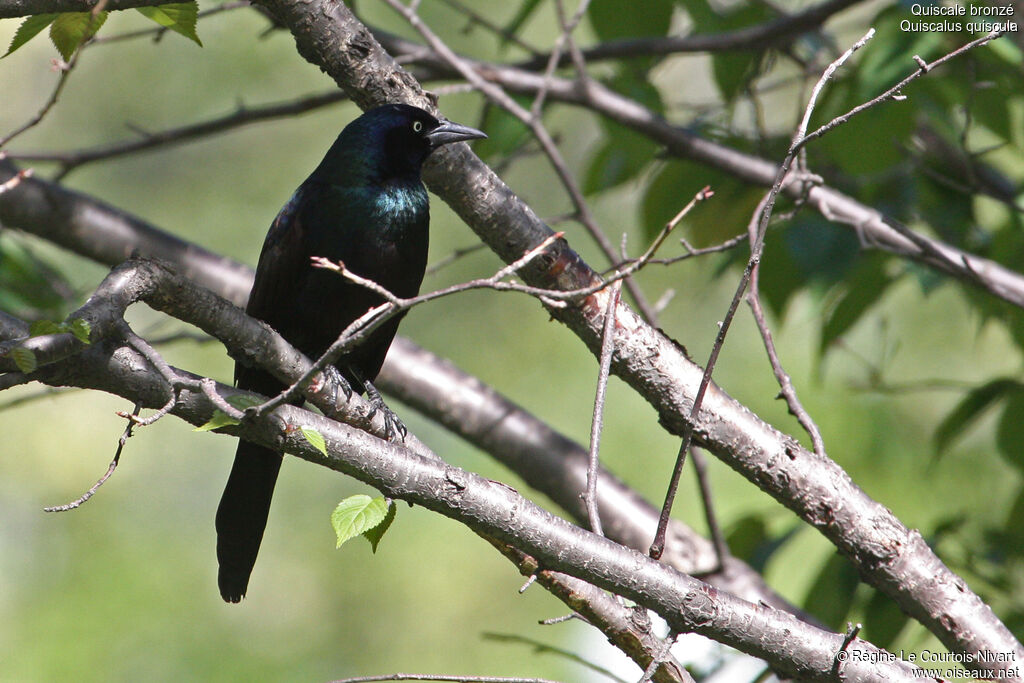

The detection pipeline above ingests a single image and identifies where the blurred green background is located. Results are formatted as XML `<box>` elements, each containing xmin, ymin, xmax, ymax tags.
<box><xmin>1</xmin><ymin>0</ymin><xmax>1023</xmax><ymax>680</ymax></box>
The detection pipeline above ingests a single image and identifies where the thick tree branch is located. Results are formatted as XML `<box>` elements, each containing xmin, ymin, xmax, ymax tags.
<box><xmin>247</xmin><ymin>1</ymin><xmax>1024</xmax><ymax>671</ymax></box>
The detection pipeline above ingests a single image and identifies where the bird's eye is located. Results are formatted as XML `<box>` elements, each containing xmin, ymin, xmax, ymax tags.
<box><xmin>412</xmin><ymin>120</ymin><xmax>424</xmax><ymax>133</ymax></box>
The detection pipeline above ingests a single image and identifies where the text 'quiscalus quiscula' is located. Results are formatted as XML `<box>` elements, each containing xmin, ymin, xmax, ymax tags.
<box><xmin>216</xmin><ymin>103</ymin><xmax>486</xmax><ymax>602</ymax></box>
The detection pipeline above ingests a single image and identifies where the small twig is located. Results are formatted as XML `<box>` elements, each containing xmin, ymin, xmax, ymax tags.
<box><xmin>539</xmin><ymin>613</ymin><xmax>580</xmax><ymax>625</ymax></box>
<box><xmin>261</xmin><ymin>234</ymin><xmax>566</xmax><ymax>417</ymax></box>
<box><xmin>649</xmin><ymin>31</ymin><xmax>872</xmax><ymax>560</ymax></box>
<box><xmin>799</xmin><ymin>29</ymin><xmax>1005</xmax><ymax>149</ymax></box>
<box><xmin>201</xmin><ymin>377</ymin><xmax>244</xmax><ymax>420</ymax></box>
<box><xmin>0</xmin><ymin>1</ymin><xmax>110</xmax><ymax>149</ymax></box>
<box><xmin>529</xmin><ymin>0</ymin><xmax>591</xmax><ymax>118</ymax></box>
<box><xmin>0</xmin><ymin>166</ymin><xmax>32</xmax><ymax>194</ymax></box>
<box><xmin>584</xmin><ymin>278</ymin><xmax>621</xmax><ymax>537</ymax></box>
<box><xmin>639</xmin><ymin>630</ymin><xmax>680</xmax><ymax>683</ymax></box>
<box><xmin>518</xmin><ymin>574</ymin><xmax>537</xmax><ymax>593</ymax></box>
<box><xmin>44</xmin><ymin>402</ymin><xmax>139</xmax><ymax>512</ymax></box>
<box><xmin>11</xmin><ymin>90</ymin><xmax>346</xmax><ymax>178</ymax></box>
<box><xmin>830</xmin><ymin>623</ymin><xmax>862</xmax><ymax>680</ymax></box>
<box><xmin>432</xmin><ymin>0</ymin><xmax>541</xmax><ymax>57</ymax></box>
<box><xmin>424</xmin><ymin>242</ymin><xmax>487</xmax><ymax>277</ymax></box>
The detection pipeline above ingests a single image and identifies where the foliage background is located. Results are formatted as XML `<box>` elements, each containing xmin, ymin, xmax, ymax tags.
<box><xmin>0</xmin><ymin>0</ymin><xmax>1022</xmax><ymax>680</ymax></box>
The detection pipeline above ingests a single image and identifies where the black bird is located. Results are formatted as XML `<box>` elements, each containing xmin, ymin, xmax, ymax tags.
<box><xmin>216</xmin><ymin>104</ymin><xmax>486</xmax><ymax>602</ymax></box>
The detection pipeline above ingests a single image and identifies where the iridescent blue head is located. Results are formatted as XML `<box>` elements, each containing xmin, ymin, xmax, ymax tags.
<box><xmin>312</xmin><ymin>104</ymin><xmax>486</xmax><ymax>186</ymax></box>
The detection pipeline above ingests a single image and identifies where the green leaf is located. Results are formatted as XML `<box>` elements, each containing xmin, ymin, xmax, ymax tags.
<box><xmin>194</xmin><ymin>393</ymin><xmax>263</xmax><ymax>431</ymax></box>
<box><xmin>363</xmin><ymin>498</ymin><xmax>396</xmax><ymax>553</ymax></box>
<box><xmin>588</xmin><ymin>0</ymin><xmax>672</xmax><ymax>43</ymax></box>
<box><xmin>4</xmin><ymin>13</ymin><xmax>57</xmax><ymax>58</ymax></box>
<box><xmin>29</xmin><ymin>320</ymin><xmax>62</xmax><ymax>337</ymax></box>
<box><xmin>0</xmin><ymin>235</ymin><xmax>75</xmax><ymax>319</ymax></box>
<box><xmin>803</xmin><ymin>552</ymin><xmax>859</xmax><ymax>629</ymax></box>
<box><xmin>301</xmin><ymin>426</ymin><xmax>327</xmax><ymax>456</ymax></box>
<box><xmin>685</xmin><ymin>1</ymin><xmax>773</xmax><ymax>102</ymax></box>
<box><xmin>583</xmin><ymin>122</ymin><xmax>658</xmax><ymax>194</ymax></box>
<box><xmin>862</xmin><ymin>587</ymin><xmax>910</xmax><ymax>649</ymax></box>
<box><xmin>68</xmin><ymin>318</ymin><xmax>91</xmax><ymax>344</ymax></box>
<box><xmin>49</xmin><ymin>11</ymin><xmax>107</xmax><ymax>61</ymax></box>
<box><xmin>820</xmin><ymin>253</ymin><xmax>894</xmax><ymax>356</ymax></box>
<box><xmin>500</xmin><ymin>0</ymin><xmax>542</xmax><ymax>49</ymax></box>
<box><xmin>331</xmin><ymin>494</ymin><xmax>389</xmax><ymax>549</ymax></box>
<box><xmin>934</xmin><ymin>378</ymin><xmax>1021</xmax><ymax>454</ymax></box>
<box><xmin>135</xmin><ymin>2</ymin><xmax>202</xmax><ymax>46</ymax></box>
<box><xmin>996</xmin><ymin>388</ymin><xmax>1024</xmax><ymax>473</ymax></box>
<box><xmin>9</xmin><ymin>346</ymin><xmax>37</xmax><ymax>373</ymax></box>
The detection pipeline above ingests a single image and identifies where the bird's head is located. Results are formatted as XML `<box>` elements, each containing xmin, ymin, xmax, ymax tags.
<box><xmin>318</xmin><ymin>104</ymin><xmax>486</xmax><ymax>186</ymax></box>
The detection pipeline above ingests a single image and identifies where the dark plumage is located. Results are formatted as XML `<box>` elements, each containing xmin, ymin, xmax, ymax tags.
<box><xmin>216</xmin><ymin>104</ymin><xmax>486</xmax><ymax>602</ymax></box>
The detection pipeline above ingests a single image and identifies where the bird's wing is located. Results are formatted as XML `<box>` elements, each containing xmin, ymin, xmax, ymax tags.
<box><xmin>236</xmin><ymin>181</ymin><xmax>323</xmax><ymax>387</ymax></box>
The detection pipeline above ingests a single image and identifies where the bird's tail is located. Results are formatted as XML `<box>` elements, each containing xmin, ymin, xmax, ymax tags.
<box><xmin>215</xmin><ymin>439</ymin><xmax>282</xmax><ymax>602</ymax></box>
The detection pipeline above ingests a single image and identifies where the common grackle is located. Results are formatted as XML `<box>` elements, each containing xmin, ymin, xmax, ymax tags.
<box><xmin>216</xmin><ymin>104</ymin><xmax>486</xmax><ymax>602</ymax></box>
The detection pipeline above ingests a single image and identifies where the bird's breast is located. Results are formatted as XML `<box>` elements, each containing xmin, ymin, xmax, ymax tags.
<box><xmin>370</xmin><ymin>183</ymin><xmax>429</xmax><ymax>228</ymax></box>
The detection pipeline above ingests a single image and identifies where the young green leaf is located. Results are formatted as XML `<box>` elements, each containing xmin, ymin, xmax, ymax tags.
<box><xmin>4</xmin><ymin>13</ymin><xmax>58</xmax><ymax>58</ymax></box>
<box><xmin>331</xmin><ymin>494</ymin><xmax>389</xmax><ymax>549</ymax></box>
<box><xmin>68</xmin><ymin>318</ymin><xmax>91</xmax><ymax>344</ymax></box>
<box><xmin>301</xmin><ymin>426</ymin><xmax>328</xmax><ymax>456</ymax></box>
<box><xmin>9</xmin><ymin>347</ymin><xmax>37</xmax><ymax>374</ymax></box>
<box><xmin>362</xmin><ymin>498</ymin><xmax>395</xmax><ymax>553</ymax></box>
<box><xmin>135</xmin><ymin>2</ymin><xmax>202</xmax><ymax>46</ymax></box>
<box><xmin>193</xmin><ymin>393</ymin><xmax>263</xmax><ymax>431</ymax></box>
<box><xmin>29</xmin><ymin>320</ymin><xmax>62</xmax><ymax>337</ymax></box>
<box><xmin>49</xmin><ymin>11</ymin><xmax>108</xmax><ymax>61</ymax></box>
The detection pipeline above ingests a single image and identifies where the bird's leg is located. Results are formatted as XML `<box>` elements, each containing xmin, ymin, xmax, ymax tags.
<box><xmin>351</xmin><ymin>368</ymin><xmax>407</xmax><ymax>442</ymax></box>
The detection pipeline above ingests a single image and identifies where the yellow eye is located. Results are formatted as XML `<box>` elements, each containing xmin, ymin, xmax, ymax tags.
<box><xmin>412</xmin><ymin>120</ymin><xmax>423</xmax><ymax>133</ymax></box>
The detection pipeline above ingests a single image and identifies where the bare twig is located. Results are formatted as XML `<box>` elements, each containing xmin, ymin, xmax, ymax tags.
<box><xmin>0</xmin><ymin>0</ymin><xmax>110</xmax><ymax>149</ymax></box>
<box><xmin>585</xmin><ymin>278</ymin><xmax>621</xmax><ymax>537</ymax></box>
<box><xmin>11</xmin><ymin>90</ymin><xmax>346</xmax><ymax>178</ymax></box>
<box><xmin>43</xmin><ymin>402</ymin><xmax>139</xmax><ymax>512</ymax></box>
<box><xmin>800</xmin><ymin>29</ymin><xmax>1006</xmax><ymax>149</ymax></box>
<box><xmin>0</xmin><ymin>165</ymin><xmax>33</xmax><ymax>194</ymax></box>
<box><xmin>649</xmin><ymin>30</ymin><xmax>874</xmax><ymax>560</ymax></box>
<box><xmin>424</xmin><ymin>242</ymin><xmax>487</xmax><ymax>277</ymax></box>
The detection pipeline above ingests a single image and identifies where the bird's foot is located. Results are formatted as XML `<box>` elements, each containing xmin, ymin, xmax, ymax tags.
<box><xmin>312</xmin><ymin>365</ymin><xmax>353</xmax><ymax>409</ymax></box>
<box><xmin>363</xmin><ymin>379</ymin><xmax>407</xmax><ymax>443</ymax></box>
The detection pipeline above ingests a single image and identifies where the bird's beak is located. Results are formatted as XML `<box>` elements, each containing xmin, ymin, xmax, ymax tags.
<box><xmin>426</xmin><ymin>120</ymin><xmax>488</xmax><ymax>149</ymax></box>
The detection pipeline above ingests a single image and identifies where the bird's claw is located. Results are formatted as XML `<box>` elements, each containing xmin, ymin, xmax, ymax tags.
<box><xmin>363</xmin><ymin>378</ymin><xmax>407</xmax><ymax>443</ymax></box>
<box><xmin>318</xmin><ymin>365</ymin><xmax>353</xmax><ymax>405</ymax></box>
